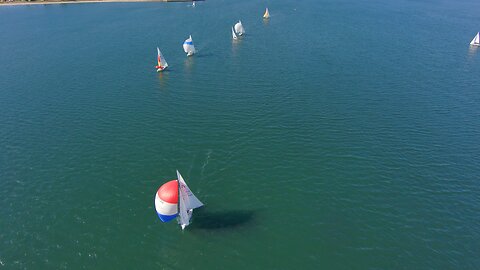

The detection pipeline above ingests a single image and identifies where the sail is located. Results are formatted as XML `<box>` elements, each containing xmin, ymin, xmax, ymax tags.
<box><xmin>183</xmin><ymin>35</ymin><xmax>196</xmax><ymax>55</ymax></box>
<box><xmin>154</xmin><ymin>180</ymin><xmax>179</xmax><ymax>222</ymax></box>
<box><xmin>470</xmin><ymin>32</ymin><xmax>480</xmax><ymax>45</ymax></box>
<box><xmin>234</xmin><ymin>21</ymin><xmax>245</xmax><ymax>36</ymax></box>
<box><xmin>263</xmin><ymin>8</ymin><xmax>270</xmax><ymax>19</ymax></box>
<box><xmin>232</xmin><ymin>27</ymin><xmax>238</xmax><ymax>40</ymax></box>
<box><xmin>157</xmin><ymin>47</ymin><xmax>161</xmax><ymax>66</ymax></box>
<box><xmin>177</xmin><ymin>170</ymin><xmax>204</xmax><ymax>210</ymax></box>
<box><xmin>178</xmin><ymin>187</ymin><xmax>190</xmax><ymax>229</ymax></box>
<box><xmin>157</xmin><ymin>47</ymin><xmax>168</xmax><ymax>69</ymax></box>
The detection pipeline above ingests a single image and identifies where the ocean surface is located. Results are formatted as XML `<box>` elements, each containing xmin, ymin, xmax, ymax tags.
<box><xmin>1</xmin><ymin>0</ymin><xmax>480</xmax><ymax>268</ymax></box>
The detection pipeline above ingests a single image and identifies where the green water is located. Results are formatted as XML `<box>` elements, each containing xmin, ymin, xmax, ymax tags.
<box><xmin>1</xmin><ymin>0</ymin><xmax>480</xmax><ymax>268</ymax></box>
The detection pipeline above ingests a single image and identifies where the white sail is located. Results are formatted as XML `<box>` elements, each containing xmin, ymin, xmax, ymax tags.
<box><xmin>177</xmin><ymin>170</ymin><xmax>204</xmax><ymax>210</ymax></box>
<box><xmin>234</xmin><ymin>20</ymin><xmax>245</xmax><ymax>36</ymax></box>
<box><xmin>232</xmin><ymin>26</ymin><xmax>238</xmax><ymax>40</ymax></box>
<box><xmin>263</xmin><ymin>8</ymin><xmax>270</xmax><ymax>19</ymax></box>
<box><xmin>470</xmin><ymin>32</ymin><xmax>480</xmax><ymax>46</ymax></box>
<box><xmin>183</xmin><ymin>35</ymin><xmax>196</xmax><ymax>56</ymax></box>
<box><xmin>178</xmin><ymin>188</ymin><xmax>190</xmax><ymax>229</ymax></box>
<box><xmin>157</xmin><ymin>47</ymin><xmax>168</xmax><ymax>69</ymax></box>
<box><xmin>176</xmin><ymin>170</ymin><xmax>203</xmax><ymax>229</ymax></box>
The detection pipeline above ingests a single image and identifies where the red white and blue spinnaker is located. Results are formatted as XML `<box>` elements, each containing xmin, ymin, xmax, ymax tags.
<box><xmin>154</xmin><ymin>170</ymin><xmax>204</xmax><ymax>229</ymax></box>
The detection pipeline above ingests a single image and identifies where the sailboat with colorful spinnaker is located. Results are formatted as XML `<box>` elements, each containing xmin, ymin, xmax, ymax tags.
<box><xmin>183</xmin><ymin>35</ymin><xmax>196</xmax><ymax>56</ymax></box>
<box><xmin>155</xmin><ymin>47</ymin><xmax>168</xmax><ymax>72</ymax></box>
<box><xmin>234</xmin><ymin>20</ymin><xmax>245</xmax><ymax>36</ymax></box>
<box><xmin>154</xmin><ymin>170</ymin><xmax>204</xmax><ymax>230</ymax></box>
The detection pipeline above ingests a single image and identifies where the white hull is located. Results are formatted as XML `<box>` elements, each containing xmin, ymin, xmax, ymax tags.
<box><xmin>180</xmin><ymin>209</ymin><xmax>193</xmax><ymax>230</ymax></box>
<box><xmin>157</xmin><ymin>67</ymin><xmax>167</xmax><ymax>72</ymax></box>
<box><xmin>187</xmin><ymin>51</ymin><xmax>194</xmax><ymax>56</ymax></box>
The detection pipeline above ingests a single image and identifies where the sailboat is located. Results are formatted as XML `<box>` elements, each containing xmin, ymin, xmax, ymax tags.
<box><xmin>232</xmin><ymin>26</ymin><xmax>238</xmax><ymax>40</ymax></box>
<box><xmin>234</xmin><ymin>20</ymin><xmax>245</xmax><ymax>36</ymax></box>
<box><xmin>154</xmin><ymin>170</ymin><xmax>204</xmax><ymax>230</ymax></box>
<box><xmin>183</xmin><ymin>35</ymin><xmax>196</xmax><ymax>56</ymax></box>
<box><xmin>263</xmin><ymin>8</ymin><xmax>270</xmax><ymax>19</ymax></box>
<box><xmin>192</xmin><ymin>1</ymin><xmax>195</xmax><ymax>7</ymax></box>
<box><xmin>155</xmin><ymin>47</ymin><xmax>168</xmax><ymax>72</ymax></box>
<box><xmin>470</xmin><ymin>32</ymin><xmax>480</xmax><ymax>46</ymax></box>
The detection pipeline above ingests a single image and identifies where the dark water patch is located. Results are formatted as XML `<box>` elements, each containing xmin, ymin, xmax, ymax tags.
<box><xmin>191</xmin><ymin>209</ymin><xmax>255</xmax><ymax>230</ymax></box>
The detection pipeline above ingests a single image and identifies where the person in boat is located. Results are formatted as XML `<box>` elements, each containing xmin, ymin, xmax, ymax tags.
<box><xmin>155</xmin><ymin>65</ymin><xmax>165</xmax><ymax>71</ymax></box>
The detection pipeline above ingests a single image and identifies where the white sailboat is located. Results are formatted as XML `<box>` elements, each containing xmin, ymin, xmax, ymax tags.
<box><xmin>192</xmin><ymin>1</ymin><xmax>195</xmax><ymax>7</ymax></box>
<box><xmin>176</xmin><ymin>170</ymin><xmax>204</xmax><ymax>230</ymax></box>
<box><xmin>183</xmin><ymin>35</ymin><xmax>196</xmax><ymax>56</ymax></box>
<box><xmin>263</xmin><ymin>8</ymin><xmax>270</xmax><ymax>19</ymax></box>
<box><xmin>470</xmin><ymin>32</ymin><xmax>480</xmax><ymax>46</ymax></box>
<box><xmin>155</xmin><ymin>47</ymin><xmax>168</xmax><ymax>72</ymax></box>
<box><xmin>232</xmin><ymin>26</ymin><xmax>238</xmax><ymax>40</ymax></box>
<box><xmin>234</xmin><ymin>20</ymin><xmax>245</xmax><ymax>36</ymax></box>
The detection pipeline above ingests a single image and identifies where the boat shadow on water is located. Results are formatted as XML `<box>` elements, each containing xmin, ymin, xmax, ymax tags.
<box><xmin>190</xmin><ymin>209</ymin><xmax>255</xmax><ymax>230</ymax></box>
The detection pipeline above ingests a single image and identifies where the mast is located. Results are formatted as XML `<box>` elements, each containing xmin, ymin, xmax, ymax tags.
<box><xmin>178</xmin><ymin>178</ymin><xmax>185</xmax><ymax>230</ymax></box>
<box><xmin>177</xmin><ymin>179</ymin><xmax>180</xmax><ymax>220</ymax></box>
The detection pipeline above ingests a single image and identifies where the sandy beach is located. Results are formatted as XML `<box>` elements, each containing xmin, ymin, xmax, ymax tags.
<box><xmin>0</xmin><ymin>0</ymin><xmax>192</xmax><ymax>6</ymax></box>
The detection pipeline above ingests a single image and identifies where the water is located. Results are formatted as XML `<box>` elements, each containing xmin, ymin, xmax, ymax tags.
<box><xmin>1</xmin><ymin>0</ymin><xmax>480</xmax><ymax>268</ymax></box>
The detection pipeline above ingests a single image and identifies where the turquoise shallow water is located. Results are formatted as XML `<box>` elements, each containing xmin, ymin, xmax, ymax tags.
<box><xmin>1</xmin><ymin>0</ymin><xmax>480</xmax><ymax>268</ymax></box>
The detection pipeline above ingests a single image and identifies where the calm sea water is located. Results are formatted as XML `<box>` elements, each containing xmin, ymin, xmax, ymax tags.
<box><xmin>1</xmin><ymin>0</ymin><xmax>480</xmax><ymax>268</ymax></box>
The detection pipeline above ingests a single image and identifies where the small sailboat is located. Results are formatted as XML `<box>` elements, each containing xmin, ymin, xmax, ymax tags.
<box><xmin>234</xmin><ymin>20</ymin><xmax>245</xmax><ymax>36</ymax></box>
<box><xmin>183</xmin><ymin>35</ymin><xmax>196</xmax><ymax>56</ymax></box>
<box><xmin>192</xmin><ymin>1</ymin><xmax>195</xmax><ymax>7</ymax></box>
<box><xmin>232</xmin><ymin>26</ymin><xmax>238</xmax><ymax>40</ymax></box>
<box><xmin>470</xmin><ymin>32</ymin><xmax>480</xmax><ymax>46</ymax></box>
<box><xmin>155</xmin><ymin>47</ymin><xmax>168</xmax><ymax>72</ymax></box>
<box><xmin>263</xmin><ymin>8</ymin><xmax>270</xmax><ymax>19</ymax></box>
<box><xmin>154</xmin><ymin>170</ymin><xmax>204</xmax><ymax>230</ymax></box>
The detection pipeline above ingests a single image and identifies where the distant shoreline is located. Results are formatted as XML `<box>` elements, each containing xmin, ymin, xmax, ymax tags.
<box><xmin>0</xmin><ymin>0</ymin><xmax>195</xmax><ymax>6</ymax></box>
